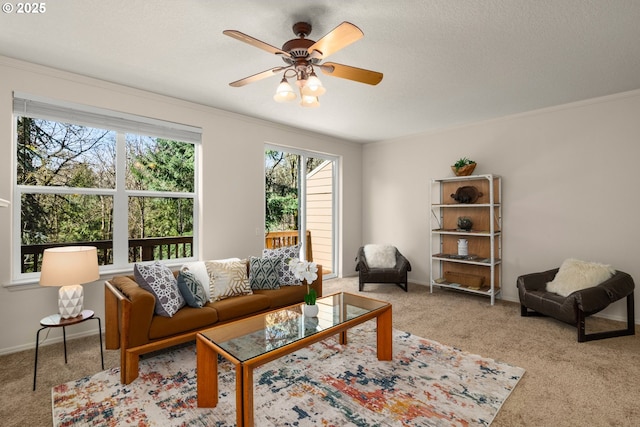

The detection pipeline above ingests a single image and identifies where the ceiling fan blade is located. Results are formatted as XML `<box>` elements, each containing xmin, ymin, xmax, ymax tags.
<box><xmin>307</xmin><ymin>22</ymin><xmax>363</xmax><ymax>59</ymax></box>
<box><xmin>229</xmin><ymin>67</ymin><xmax>287</xmax><ymax>87</ymax></box>
<box><xmin>320</xmin><ymin>62</ymin><xmax>383</xmax><ymax>85</ymax></box>
<box><xmin>223</xmin><ymin>30</ymin><xmax>291</xmax><ymax>58</ymax></box>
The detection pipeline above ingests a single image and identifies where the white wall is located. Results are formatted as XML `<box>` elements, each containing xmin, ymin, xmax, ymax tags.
<box><xmin>0</xmin><ymin>56</ymin><xmax>362</xmax><ymax>354</ymax></box>
<box><xmin>362</xmin><ymin>90</ymin><xmax>640</xmax><ymax>323</ymax></box>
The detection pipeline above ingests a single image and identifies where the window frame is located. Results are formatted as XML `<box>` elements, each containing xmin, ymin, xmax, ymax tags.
<box><xmin>9</xmin><ymin>94</ymin><xmax>201</xmax><ymax>285</ymax></box>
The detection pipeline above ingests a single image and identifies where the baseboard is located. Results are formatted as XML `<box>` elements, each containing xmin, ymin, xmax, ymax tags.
<box><xmin>0</xmin><ymin>328</ymin><xmax>104</xmax><ymax>356</ymax></box>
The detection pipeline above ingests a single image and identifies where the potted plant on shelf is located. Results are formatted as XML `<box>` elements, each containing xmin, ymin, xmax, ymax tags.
<box><xmin>451</xmin><ymin>157</ymin><xmax>477</xmax><ymax>176</ymax></box>
<box><xmin>287</xmin><ymin>258</ymin><xmax>319</xmax><ymax>317</ymax></box>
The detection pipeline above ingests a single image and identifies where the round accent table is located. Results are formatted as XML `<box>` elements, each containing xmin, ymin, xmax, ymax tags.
<box><xmin>33</xmin><ymin>309</ymin><xmax>104</xmax><ymax>390</ymax></box>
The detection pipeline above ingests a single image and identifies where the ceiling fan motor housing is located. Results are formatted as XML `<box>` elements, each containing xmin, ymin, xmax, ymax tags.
<box><xmin>281</xmin><ymin>22</ymin><xmax>321</xmax><ymax>65</ymax></box>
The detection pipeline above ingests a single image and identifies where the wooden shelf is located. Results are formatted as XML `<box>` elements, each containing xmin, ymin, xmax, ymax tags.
<box><xmin>432</xmin><ymin>253</ymin><xmax>501</xmax><ymax>266</ymax></box>
<box><xmin>432</xmin><ymin>278</ymin><xmax>500</xmax><ymax>295</ymax></box>
<box><xmin>429</xmin><ymin>174</ymin><xmax>502</xmax><ymax>305</ymax></box>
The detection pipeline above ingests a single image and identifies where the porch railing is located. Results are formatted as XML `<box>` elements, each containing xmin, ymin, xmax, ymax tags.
<box><xmin>265</xmin><ymin>230</ymin><xmax>312</xmax><ymax>261</ymax></box>
<box><xmin>21</xmin><ymin>236</ymin><xmax>193</xmax><ymax>273</ymax></box>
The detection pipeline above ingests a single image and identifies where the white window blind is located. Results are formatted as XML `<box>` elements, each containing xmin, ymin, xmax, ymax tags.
<box><xmin>13</xmin><ymin>92</ymin><xmax>202</xmax><ymax>144</ymax></box>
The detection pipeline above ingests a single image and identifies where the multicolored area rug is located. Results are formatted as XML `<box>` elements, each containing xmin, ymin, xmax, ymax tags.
<box><xmin>52</xmin><ymin>323</ymin><xmax>524</xmax><ymax>426</ymax></box>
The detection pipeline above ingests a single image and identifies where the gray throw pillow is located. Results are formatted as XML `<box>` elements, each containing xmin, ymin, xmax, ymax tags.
<box><xmin>134</xmin><ymin>261</ymin><xmax>185</xmax><ymax>317</ymax></box>
<box><xmin>249</xmin><ymin>256</ymin><xmax>281</xmax><ymax>290</ymax></box>
<box><xmin>261</xmin><ymin>244</ymin><xmax>302</xmax><ymax>285</ymax></box>
<box><xmin>177</xmin><ymin>270</ymin><xmax>207</xmax><ymax>308</ymax></box>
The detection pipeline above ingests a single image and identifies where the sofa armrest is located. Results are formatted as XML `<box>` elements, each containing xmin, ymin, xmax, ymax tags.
<box><xmin>107</xmin><ymin>276</ymin><xmax>156</xmax><ymax>348</ymax></box>
<box><xmin>104</xmin><ymin>281</ymin><xmax>123</xmax><ymax>349</ymax></box>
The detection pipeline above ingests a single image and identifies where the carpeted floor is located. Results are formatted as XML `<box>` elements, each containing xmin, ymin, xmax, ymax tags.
<box><xmin>52</xmin><ymin>324</ymin><xmax>524</xmax><ymax>426</ymax></box>
<box><xmin>1</xmin><ymin>277</ymin><xmax>640</xmax><ymax>426</ymax></box>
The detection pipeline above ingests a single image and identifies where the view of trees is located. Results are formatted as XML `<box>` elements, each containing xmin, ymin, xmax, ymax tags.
<box><xmin>264</xmin><ymin>150</ymin><xmax>323</xmax><ymax>232</ymax></box>
<box><xmin>18</xmin><ymin>117</ymin><xmax>116</xmax><ymax>247</ymax></box>
<box><xmin>17</xmin><ymin>116</ymin><xmax>195</xmax><ymax>270</ymax></box>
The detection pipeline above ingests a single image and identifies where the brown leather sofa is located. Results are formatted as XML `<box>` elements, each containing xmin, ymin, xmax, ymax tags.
<box><xmin>105</xmin><ymin>264</ymin><xmax>322</xmax><ymax>384</ymax></box>
<box><xmin>517</xmin><ymin>268</ymin><xmax>634</xmax><ymax>342</ymax></box>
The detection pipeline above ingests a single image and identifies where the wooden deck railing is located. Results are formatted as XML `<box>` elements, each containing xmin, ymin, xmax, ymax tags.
<box><xmin>21</xmin><ymin>236</ymin><xmax>193</xmax><ymax>273</ymax></box>
<box><xmin>265</xmin><ymin>230</ymin><xmax>313</xmax><ymax>261</ymax></box>
<box><xmin>22</xmin><ymin>232</ymin><xmax>311</xmax><ymax>273</ymax></box>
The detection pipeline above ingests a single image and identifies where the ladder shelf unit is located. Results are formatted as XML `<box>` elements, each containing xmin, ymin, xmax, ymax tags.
<box><xmin>429</xmin><ymin>174</ymin><xmax>502</xmax><ymax>305</ymax></box>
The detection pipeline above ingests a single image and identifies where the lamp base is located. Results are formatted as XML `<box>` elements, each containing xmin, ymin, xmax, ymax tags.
<box><xmin>58</xmin><ymin>285</ymin><xmax>84</xmax><ymax>319</ymax></box>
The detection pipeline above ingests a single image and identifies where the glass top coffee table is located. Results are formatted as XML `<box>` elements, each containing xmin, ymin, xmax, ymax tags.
<box><xmin>196</xmin><ymin>292</ymin><xmax>392</xmax><ymax>427</ymax></box>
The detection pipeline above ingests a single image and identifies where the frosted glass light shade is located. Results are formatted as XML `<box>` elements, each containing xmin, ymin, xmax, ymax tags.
<box><xmin>273</xmin><ymin>79</ymin><xmax>296</xmax><ymax>102</ymax></box>
<box><xmin>301</xmin><ymin>74</ymin><xmax>326</xmax><ymax>97</ymax></box>
<box><xmin>300</xmin><ymin>95</ymin><xmax>320</xmax><ymax>108</ymax></box>
<box><xmin>40</xmin><ymin>246</ymin><xmax>99</xmax><ymax>319</ymax></box>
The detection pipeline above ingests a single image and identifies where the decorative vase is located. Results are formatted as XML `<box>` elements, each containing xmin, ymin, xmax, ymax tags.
<box><xmin>457</xmin><ymin>238</ymin><xmax>469</xmax><ymax>256</ymax></box>
<box><xmin>302</xmin><ymin>304</ymin><xmax>319</xmax><ymax>318</ymax></box>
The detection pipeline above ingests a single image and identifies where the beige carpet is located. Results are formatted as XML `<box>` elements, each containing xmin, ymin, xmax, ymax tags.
<box><xmin>2</xmin><ymin>277</ymin><xmax>639</xmax><ymax>426</ymax></box>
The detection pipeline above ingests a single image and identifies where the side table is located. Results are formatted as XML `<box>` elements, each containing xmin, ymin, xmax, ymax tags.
<box><xmin>33</xmin><ymin>309</ymin><xmax>104</xmax><ymax>390</ymax></box>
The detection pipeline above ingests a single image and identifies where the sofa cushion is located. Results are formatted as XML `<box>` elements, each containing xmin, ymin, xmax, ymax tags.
<box><xmin>176</xmin><ymin>270</ymin><xmax>207</xmax><ymax>308</ymax></box>
<box><xmin>253</xmin><ymin>285</ymin><xmax>309</xmax><ymax>309</ymax></box>
<box><xmin>262</xmin><ymin>244</ymin><xmax>302</xmax><ymax>285</ymax></box>
<box><xmin>207</xmin><ymin>294</ymin><xmax>271</xmax><ymax>322</ymax></box>
<box><xmin>148</xmin><ymin>306</ymin><xmax>218</xmax><ymax>340</ymax></box>
<box><xmin>546</xmin><ymin>258</ymin><xmax>616</xmax><ymax>297</ymax></box>
<box><xmin>205</xmin><ymin>259</ymin><xmax>253</xmax><ymax>301</ymax></box>
<box><xmin>249</xmin><ymin>256</ymin><xmax>281</xmax><ymax>290</ymax></box>
<box><xmin>134</xmin><ymin>261</ymin><xmax>185</xmax><ymax>317</ymax></box>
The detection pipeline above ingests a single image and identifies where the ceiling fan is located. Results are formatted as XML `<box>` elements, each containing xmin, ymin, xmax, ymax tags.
<box><xmin>223</xmin><ymin>21</ymin><xmax>383</xmax><ymax>107</ymax></box>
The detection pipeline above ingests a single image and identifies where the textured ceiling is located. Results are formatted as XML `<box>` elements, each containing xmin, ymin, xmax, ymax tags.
<box><xmin>2</xmin><ymin>0</ymin><xmax>640</xmax><ymax>143</ymax></box>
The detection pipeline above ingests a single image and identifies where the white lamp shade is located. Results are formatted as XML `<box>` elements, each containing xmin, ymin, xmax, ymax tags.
<box><xmin>273</xmin><ymin>79</ymin><xmax>296</xmax><ymax>102</ymax></box>
<box><xmin>40</xmin><ymin>246</ymin><xmax>100</xmax><ymax>286</ymax></box>
<box><xmin>301</xmin><ymin>74</ymin><xmax>326</xmax><ymax>97</ymax></box>
<box><xmin>300</xmin><ymin>95</ymin><xmax>320</xmax><ymax>108</ymax></box>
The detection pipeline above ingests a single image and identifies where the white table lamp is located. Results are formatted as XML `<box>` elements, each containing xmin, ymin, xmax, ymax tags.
<box><xmin>39</xmin><ymin>246</ymin><xmax>99</xmax><ymax>319</ymax></box>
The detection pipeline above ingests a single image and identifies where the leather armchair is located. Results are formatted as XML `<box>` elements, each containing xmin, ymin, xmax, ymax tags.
<box><xmin>517</xmin><ymin>268</ymin><xmax>635</xmax><ymax>342</ymax></box>
<box><xmin>356</xmin><ymin>246</ymin><xmax>411</xmax><ymax>292</ymax></box>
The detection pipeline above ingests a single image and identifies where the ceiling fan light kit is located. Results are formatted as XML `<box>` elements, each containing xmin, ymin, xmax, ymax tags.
<box><xmin>300</xmin><ymin>95</ymin><xmax>320</xmax><ymax>108</ymax></box>
<box><xmin>273</xmin><ymin>76</ymin><xmax>296</xmax><ymax>102</ymax></box>
<box><xmin>224</xmin><ymin>21</ymin><xmax>382</xmax><ymax>107</ymax></box>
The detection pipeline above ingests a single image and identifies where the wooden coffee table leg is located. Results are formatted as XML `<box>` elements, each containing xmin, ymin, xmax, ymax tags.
<box><xmin>242</xmin><ymin>365</ymin><xmax>254</xmax><ymax>427</ymax></box>
<box><xmin>196</xmin><ymin>335</ymin><xmax>218</xmax><ymax>407</ymax></box>
<box><xmin>376</xmin><ymin>307</ymin><xmax>393</xmax><ymax>360</ymax></box>
<box><xmin>339</xmin><ymin>330</ymin><xmax>348</xmax><ymax>345</ymax></box>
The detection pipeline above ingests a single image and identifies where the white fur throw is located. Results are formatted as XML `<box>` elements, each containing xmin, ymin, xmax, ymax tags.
<box><xmin>546</xmin><ymin>258</ymin><xmax>615</xmax><ymax>297</ymax></box>
<box><xmin>364</xmin><ymin>244</ymin><xmax>397</xmax><ymax>268</ymax></box>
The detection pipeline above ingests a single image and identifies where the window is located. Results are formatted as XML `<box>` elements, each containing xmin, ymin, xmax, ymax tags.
<box><xmin>12</xmin><ymin>94</ymin><xmax>201</xmax><ymax>282</ymax></box>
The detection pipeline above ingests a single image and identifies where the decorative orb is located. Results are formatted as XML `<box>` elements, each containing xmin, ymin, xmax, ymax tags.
<box><xmin>457</xmin><ymin>217</ymin><xmax>473</xmax><ymax>231</ymax></box>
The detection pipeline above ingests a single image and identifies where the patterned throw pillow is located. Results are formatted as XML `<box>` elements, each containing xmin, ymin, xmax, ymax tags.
<box><xmin>261</xmin><ymin>244</ymin><xmax>302</xmax><ymax>286</ymax></box>
<box><xmin>181</xmin><ymin>258</ymin><xmax>240</xmax><ymax>301</ymax></box>
<box><xmin>134</xmin><ymin>261</ymin><xmax>185</xmax><ymax>317</ymax></box>
<box><xmin>205</xmin><ymin>259</ymin><xmax>253</xmax><ymax>301</ymax></box>
<box><xmin>249</xmin><ymin>256</ymin><xmax>281</xmax><ymax>290</ymax></box>
<box><xmin>176</xmin><ymin>270</ymin><xmax>207</xmax><ymax>308</ymax></box>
